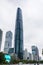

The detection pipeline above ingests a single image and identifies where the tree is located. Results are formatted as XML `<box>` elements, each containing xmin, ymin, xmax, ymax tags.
<box><xmin>0</xmin><ymin>52</ymin><xmax>6</xmax><ymax>63</ymax></box>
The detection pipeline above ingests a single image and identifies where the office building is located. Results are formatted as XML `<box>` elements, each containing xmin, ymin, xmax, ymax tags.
<box><xmin>23</xmin><ymin>49</ymin><xmax>28</xmax><ymax>60</ymax></box>
<box><xmin>14</xmin><ymin>8</ymin><xmax>23</xmax><ymax>59</ymax></box>
<box><xmin>0</xmin><ymin>29</ymin><xmax>3</xmax><ymax>51</ymax></box>
<box><xmin>42</xmin><ymin>49</ymin><xmax>43</xmax><ymax>55</ymax></box>
<box><xmin>23</xmin><ymin>49</ymin><xmax>32</xmax><ymax>60</ymax></box>
<box><xmin>32</xmin><ymin>46</ymin><xmax>39</xmax><ymax>61</ymax></box>
<box><xmin>8</xmin><ymin>48</ymin><xmax>14</xmax><ymax>54</ymax></box>
<box><xmin>4</xmin><ymin>31</ymin><xmax>12</xmax><ymax>53</ymax></box>
<box><xmin>27</xmin><ymin>52</ymin><xmax>32</xmax><ymax>60</ymax></box>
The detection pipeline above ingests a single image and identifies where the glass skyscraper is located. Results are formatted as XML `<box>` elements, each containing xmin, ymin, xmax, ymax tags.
<box><xmin>0</xmin><ymin>29</ymin><xmax>3</xmax><ymax>51</ymax></box>
<box><xmin>14</xmin><ymin>8</ymin><xmax>23</xmax><ymax>59</ymax></box>
<box><xmin>32</xmin><ymin>46</ymin><xmax>39</xmax><ymax>61</ymax></box>
<box><xmin>4</xmin><ymin>31</ymin><xmax>12</xmax><ymax>53</ymax></box>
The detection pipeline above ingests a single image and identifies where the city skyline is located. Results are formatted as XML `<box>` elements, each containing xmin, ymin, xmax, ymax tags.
<box><xmin>0</xmin><ymin>0</ymin><xmax>43</xmax><ymax>59</ymax></box>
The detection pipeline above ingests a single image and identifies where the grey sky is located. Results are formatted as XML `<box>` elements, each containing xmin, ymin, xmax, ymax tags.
<box><xmin>0</xmin><ymin>0</ymin><xmax>43</xmax><ymax>59</ymax></box>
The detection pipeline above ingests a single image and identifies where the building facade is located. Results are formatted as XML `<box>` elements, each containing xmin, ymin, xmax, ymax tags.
<box><xmin>4</xmin><ymin>31</ymin><xmax>12</xmax><ymax>53</ymax></box>
<box><xmin>0</xmin><ymin>29</ymin><xmax>3</xmax><ymax>51</ymax></box>
<box><xmin>32</xmin><ymin>46</ymin><xmax>39</xmax><ymax>61</ymax></box>
<box><xmin>14</xmin><ymin>8</ymin><xmax>23</xmax><ymax>59</ymax></box>
<box><xmin>23</xmin><ymin>49</ymin><xmax>28</xmax><ymax>60</ymax></box>
<box><xmin>27</xmin><ymin>52</ymin><xmax>32</xmax><ymax>60</ymax></box>
<box><xmin>8</xmin><ymin>48</ymin><xmax>14</xmax><ymax>54</ymax></box>
<box><xmin>23</xmin><ymin>49</ymin><xmax>32</xmax><ymax>60</ymax></box>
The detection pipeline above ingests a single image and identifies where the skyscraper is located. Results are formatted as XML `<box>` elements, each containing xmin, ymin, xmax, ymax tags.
<box><xmin>14</xmin><ymin>8</ymin><xmax>23</xmax><ymax>59</ymax></box>
<box><xmin>32</xmin><ymin>46</ymin><xmax>39</xmax><ymax>61</ymax></box>
<box><xmin>4</xmin><ymin>31</ymin><xmax>12</xmax><ymax>53</ymax></box>
<box><xmin>0</xmin><ymin>29</ymin><xmax>3</xmax><ymax>51</ymax></box>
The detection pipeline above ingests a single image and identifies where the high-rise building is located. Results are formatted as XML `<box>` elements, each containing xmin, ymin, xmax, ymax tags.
<box><xmin>23</xmin><ymin>49</ymin><xmax>28</xmax><ymax>60</ymax></box>
<box><xmin>0</xmin><ymin>29</ymin><xmax>3</xmax><ymax>51</ymax></box>
<box><xmin>4</xmin><ymin>31</ymin><xmax>12</xmax><ymax>53</ymax></box>
<box><xmin>8</xmin><ymin>48</ymin><xmax>14</xmax><ymax>54</ymax></box>
<box><xmin>32</xmin><ymin>46</ymin><xmax>39</xmax><ymax>61</ymax></box>
<box><xmin>14</xmin><ymin>8</ymin><xmax>23</xmax><ymax>59</ymax></box>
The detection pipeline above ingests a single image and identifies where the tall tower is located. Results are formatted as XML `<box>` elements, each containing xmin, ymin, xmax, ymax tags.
<box><xmin>4</xmin><ymin>31</ymin><xmax>12</xmax><ymax>53</ymax></box>
<box><xmin>32</xmin><ymin>46</ymin><xmax>39</xmax><ymax>61</ymax></box>
<box><xmin>14</xmin><ymin>8</ymin><xmax>23</xmax><ymax>59</ymax></box>
<box><xmin>0</xmin><ymin>29</ymin><xmax>3</xmax><ymax>52</ymax></box>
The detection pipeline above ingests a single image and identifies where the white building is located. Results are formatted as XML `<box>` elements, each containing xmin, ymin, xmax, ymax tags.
<box><xmin>23</xmin><ymin>49</ymin><xmax>32</xmax><ymax>60</ymax></box>
<box><xmin>23</xmin><ymin>49</ymin><xmax>28</xmax><ymax>60</ymax></box>
<box><xmin>27</xmin><ymin>52</ymin><xmax>32</xmax><ymax>60</ymax></box>
<box><xmin>4</xmin><ymin>31</ymin><xmax>12</xmax><ymax>53</ymax></box>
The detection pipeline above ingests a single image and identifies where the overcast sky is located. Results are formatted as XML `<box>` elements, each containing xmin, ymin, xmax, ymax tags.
<box><xmin>0</xmin><ymin>0</ymin><xmax>43</xmax><ymax>59</ymax></box>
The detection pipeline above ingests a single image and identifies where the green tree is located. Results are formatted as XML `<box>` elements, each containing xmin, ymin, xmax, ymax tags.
<box><xmin>0</xmin><ymin>52</ymin><xmax>6</xmax><ymax>63</ymax></box>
